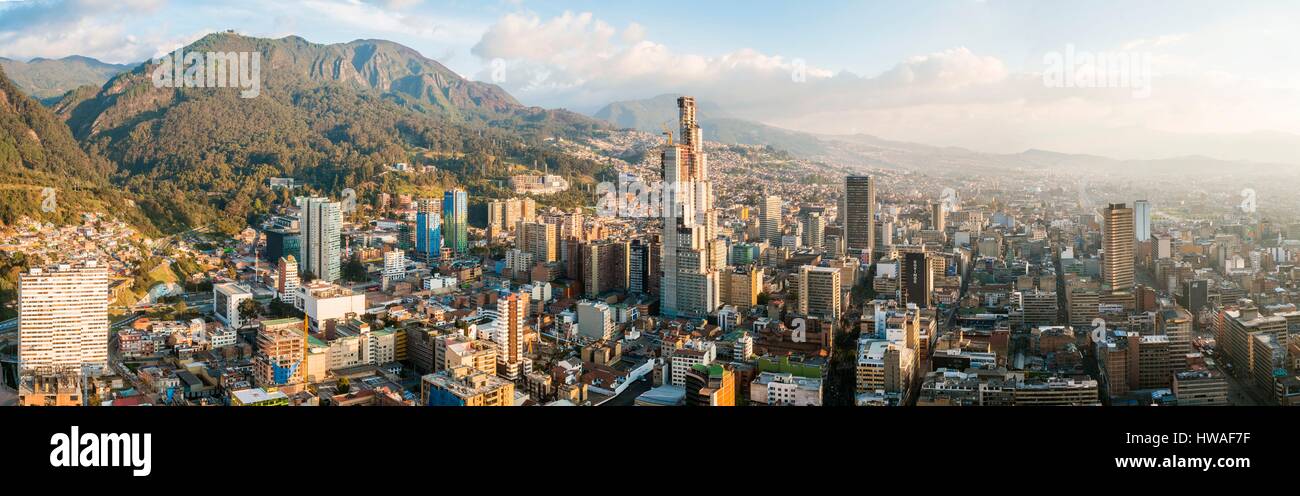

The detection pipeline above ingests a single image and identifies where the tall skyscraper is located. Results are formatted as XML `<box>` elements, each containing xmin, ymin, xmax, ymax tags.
<box><xmin>442</xmin><ymin>188</ymin><xmax>468</xmax><ymax>255</ymax></box>
<box><xmin>660</xmin><ymin>96</ymin><xmax>723</xmax><ymax>318</ymax></box>
<box><xmin>298</xmin><ymin>196</ymin><xmax>342</xmax><ymax>282</ymax></box>
<box><xmin>415</xmin><ymin>198</ymin><xmax>443</xmax><ymax>261</ymax></box>
<box><xmin>844</xmin><ymin>176</ymin><xmax>876</xmax><ymax>259</ymax></box>
<box><xmin>1134</xmin><ymin>200</ymin><xmax>1151</xmax><ymax>242</ymax></box>
<box><xmin>18</xmin><ymin>262</ymin><xmax>109</xmax><ymax>375</ymax></box>
<box><xmin>762</xmin><ymin>195</ymin><xmax>783</xmax><ymax>244</ymax></box>
<box><xmin>1103</xmin><ymin>203</ymin><xmax>1135</xmax><ymax>293</ymax></box>
<box><xmin>799</xmin><ymin>265</ymin><xmax>842</xmax><ymax>321</ymax></box>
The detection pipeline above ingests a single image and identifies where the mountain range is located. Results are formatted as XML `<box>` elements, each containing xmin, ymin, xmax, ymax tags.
<box><xmin>592</xmin><ymin>95</ymin><xmax>1300</xmax><ymax>175</ymax></box>
<box><xmin>5</xmin><ymin>32</ymin><xmax>613</xmax><ymax>234</ymax></box>
<box><xmin>0</xmin><ymin>55</ymin><xmax>131</xmax><ymax>104</ymax></box>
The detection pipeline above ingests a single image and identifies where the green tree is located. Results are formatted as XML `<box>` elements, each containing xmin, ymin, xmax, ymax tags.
<box><xmin>237</xmin><ymin>298</ymin><xmax>260</xmax><ymax>327</ymax></box>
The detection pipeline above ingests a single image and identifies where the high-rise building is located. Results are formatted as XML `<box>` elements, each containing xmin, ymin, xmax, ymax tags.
<box><xmin>726</xmin><ymin>265</ymin><xmax>763</xmax><ymax>310</ymax></box>
<box><xmin>298</xmin><ymin>196</ymin><xmax>342</xmax><ymax>282</ymax></box>
<box><xmin>660</xmin><ymin>96</ymin><xmax>722</xmax><ymax>318</ymax></box>
<box><xmin>442</xmin><ymin>188</ymin><xmax>468</xmax><ymax>255</ymax></box>
<box><xmin>1134</xmin><ymin>199</ymin><xmax>1151</xmax><ymax>242</ymax></box>
<box><xmin>1102</xmin><ymin>203</ymin><xmax>1135</xmax><ymax>293</ymax></box>
<box><xmin>629</xmin><ymin>239</ymin><xmax>652</xmax><ymax>295</ymax></box>
<box><xmin>1157</xmin><ymin>307</ymin><xmax>1194</xmax><ymax>370</ymax></box>
<box><xmin>276</xmin><ymin>256</ymin><xmax>300</xmax><ymax>307</ymax></box>
<box><xmin>844</xmin><ymin>176</ymin><xmax>876</xmax><ymax>258</ymax></box>
<box><xmin>931</xmin><ymin>202</ymin><xmax>946</xmax><ymax>232</ymax></box>
<box><xmin>521</xmin><ymin>221</ymin><xmax>558</xmax><ymax>263</ymax></box>
<box><xmin>415</xmin><ymin>198</ymin><xmax>443</xmax><ymax>261</ymax></box>
<box><xmin>583</xmin><ymin>240</ymin><xmax>630</xmax><ymax>297</ymax></box>
<box><xmin>762</xmin><ymin>195</ymin><xmax>783</xmax><ymax>244</ymax></box>
<box><xmin>901</xmin><ymin>251</ymin><xmax>932</xmax><ymax>308</ymax></box>
<box><xmin>802</xmin><ymin>212</ymin><xmax>825</xmax><ymax>250</ymax></box>
<box><xmin>799</xmin><ymin>265</ymin><xmax>842</xmax><ymax>321</ymax></box>
<box><xmin>490</xmin><ymin>290</ymin><xmax>530</xmax><ymax>381</ymax></box>
<box><xmin>18</xmin><ymin>262</ymin><xmax>109</xmax><ymax>375</ymax></box>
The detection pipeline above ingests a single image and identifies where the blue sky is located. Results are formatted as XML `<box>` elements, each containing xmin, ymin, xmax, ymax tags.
<box><xmin>2</xmin><ymin>0</ymin><xmax>1298</xmax><ymax>162</ymax></box>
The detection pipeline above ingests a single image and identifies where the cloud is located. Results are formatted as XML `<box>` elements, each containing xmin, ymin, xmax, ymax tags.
<box><xmin>0</xmin><ymin>0</ymin><xmax>173</xmax><ymax>63</ymax></box>
<box><xmin>470</xmin><ymin>11</ymin><xmax>1300</xmax><ymax>161</ymax></box>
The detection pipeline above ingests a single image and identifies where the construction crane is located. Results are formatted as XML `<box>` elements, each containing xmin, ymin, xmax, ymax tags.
<box><xmin>660</xmin><ymin>122</ymin><xmax>673</xmax><ymax>146</ymax></box>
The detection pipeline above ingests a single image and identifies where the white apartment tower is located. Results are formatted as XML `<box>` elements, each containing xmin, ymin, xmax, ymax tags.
<box><xmin>18</xmin><ymin>262</ymin><xmax>109</xmax><ymax>375</ymax></box>
<box><xmin>298</xmin><ymin>196</ymin><xmax>342</xmax><ymax>282</ymax></box>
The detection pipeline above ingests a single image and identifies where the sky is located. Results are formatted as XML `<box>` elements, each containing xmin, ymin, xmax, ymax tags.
<box><xmin>2</xmin><ymin>0</ymin><xmax>1298</xmax><ymax>162</ymax></box>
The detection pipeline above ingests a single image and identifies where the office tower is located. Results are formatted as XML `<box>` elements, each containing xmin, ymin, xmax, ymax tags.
<box><xmin>1102</xmin><ymin>203</ymin><xmax>1135</xmax><ymax>293</ymax></box>
<box><xmin>762</xmin><ymin>195</ymin><xmax>783</xmax><ymax>244</ymax></box>
<box><xmin>576</xmin><ymin>301</ymin><xmax>615</xmax><ymax>340</ymax></box>
<box><xmin>1185</xmin><ymin>279</ymin><xmax>1209</xmax><ymax>314</ymax></box>
<box><xmin>799</xmin><ymin>265</ymin><xmax>842</xmax><ymax>321</ymax></box>
<box><xmin>298</xmin><ymin>196</ymin><xmax>342</xmax><ymax>282</ymax></box>
<box><xmin>684</xmin><ymin>364</ymin><xmax>736</xmax><ymax>406</ymax></box>
<box><xmin>802</xmin><ymin>212</ymin><xmax>825</xmax><ymax>250</ymax></box>
<box><xmin>844</xmin><ymin>176</ymin><xmax>876</xmax><ymax>258</ymax></box>
<box><xmin>1134</xmin><ymin>199</ymin><xmax>1151</xmax><ymax>241</ymax></box>
<box><xmin>1068</xmin><ymin>287</ymin><xmax>1099</xmax><ymax>327</ymax></box>
<box><xmin>17</xmin><ymin>262</ymin><xmax>109</xmax><ymax>375</ymax></box>
<box><xmin>1015</xmin><ymin>290</ymin><xmax>1058</xmax><ymax>328</ymax></box>
<box><xmin>254</xmin><ymin>318</ymin><xmax>307</xmax><ymax>389</ymax></box>
<box><xmin>931</xmin><ymin>202</ymin><xmax>946</xmax><ymax>232</ymax></box>
<box><xmin>900</xmin><ymin>251</ymin><xmax>932</xmax><ymax>308</ymax></box>
<box><xmin>491</xmin><ymin>290</ymin><xmax>530</xmax><ymax>381</ymax></box>
<box><xmin>521</xmin><ymin>221</ymin><xmax>558</xmax><ymax>263</ymax></box>
<box><xmin>442</xmin><ymin>188</ymin><xmax>468</xmax><ymax>255</ymax></box>
<box><xmin>277</xmin><ymin>256</ymin><xmax>300</xmax><ymax>307</ymax></box>
<box><xmin>583</xmin><ymin>240</ymin><xmax>629</xmax><ymax>297</ymax></box>
<box><xmin>263</xmin><ymin>216</ymin><xmax>300</xmax><ymax>263</ymax></box>
<box><xmin>415</xmin><ymin>198</ymin><xmax>443</xmax><ymax>261</ymax></box>
<box><xmin>660</xmin><ymin>96</ymin><xmax>723</xmax><ymax>318</ymax></box>
<box><xmin>213</xmin><ymin>282</ymin><xmax>253</xmax><ymax>330</ymax></box>
<box><xmin>628</xmin><ymin>239</ymin><xmax>651</xmax><ymax>295</ymax></box>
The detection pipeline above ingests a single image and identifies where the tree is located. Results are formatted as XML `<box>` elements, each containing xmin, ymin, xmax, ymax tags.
<box><xmin>337</xmin><ymin>377</ymin><xmax>351</xmax><ymax>395</ymax></box>
<box><xmin>237</xmin><ymin>298</ymin><xmax>260</xmax><ymax>326</ymax></box>
<box><xmin>342</xmin><ymin>253</ymin><xmax>367</xmax><ymax>282</ymax></box>
<box><xmin>756</xmin><ymin>292</ymin><xmax>771</xmax><ymax>306</ymax></box>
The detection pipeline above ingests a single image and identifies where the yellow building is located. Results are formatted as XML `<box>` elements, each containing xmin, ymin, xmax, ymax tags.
<box><xmin>421</xmin><ymin>366</ymin><xmax>515</xmax><ymax>406</ymax></box>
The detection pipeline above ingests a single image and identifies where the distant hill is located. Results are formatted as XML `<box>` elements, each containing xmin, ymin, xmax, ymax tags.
<box><xmin>0</xmin><ymin>55</ymin><xmax>131</xmax><ymax>103</ymax></box>
<box><xmin>0</xmin><ymin>65</ymin><xmax>151</xmax><ymax>230</ymax></box>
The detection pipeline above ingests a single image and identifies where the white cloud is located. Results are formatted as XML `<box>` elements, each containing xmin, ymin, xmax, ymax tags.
<box><xmin>471</xmin><ymin>11</ymin><xmax>1300</xmax><ymax>162</ymax></box>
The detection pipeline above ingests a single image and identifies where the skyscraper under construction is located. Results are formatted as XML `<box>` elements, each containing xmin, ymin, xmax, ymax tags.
<box><xmin>660</xmin><ymin>96</ymin><xmax>723</xmax><ymax>318</ymax></box>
